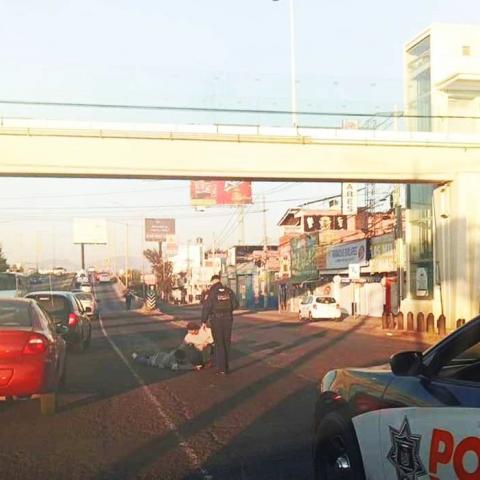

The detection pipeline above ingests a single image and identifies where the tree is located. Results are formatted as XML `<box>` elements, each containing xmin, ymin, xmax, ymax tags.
<box><xmin>0</xmin><ymin>244</ymin><xmax>9</xmax><ymax>273</ymax></box>
<box><xmin>143</xmin><ymin>248</ymin><xmax>174</xmax><ymax>301</ymax></box>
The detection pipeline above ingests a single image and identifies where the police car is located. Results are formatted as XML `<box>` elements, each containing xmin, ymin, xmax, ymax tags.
<box><xmin>313</xmin><ymin>315</ymin><xmax>480</xmax><ymax>479</ymax></box>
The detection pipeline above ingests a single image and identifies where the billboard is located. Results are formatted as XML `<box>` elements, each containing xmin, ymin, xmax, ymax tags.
<box><xmin>191</xmin><ymin>181</ymin><xmax>252</xmax><ymax>206</ymax></box>
<box><xmin>303</xmin><ymin>214</ymin><xmax>347</xmax><ymax>233</ymax></box>
<box><xmin>145</xmin><ymin>218</ymin><xmax>175</xmax><ymax>242</ymax></box>
<box><xmin>290</xmin><ymin>235</ymin><xmax>318</xmax><ymax>283</ymax></box>
<box><xmin>73</xmin><ymin>218</ymin><xmax>108</xmax><ymax>245</ymax></box>
<box><xmin>326</xmin><ymin>239</ymin><xmax>368</xmax><ymax>269</ymax></box>
<box><xmin>227</xmin><ymin>245</ymin><xmax>278</xmax><ymax>266</ymax></box>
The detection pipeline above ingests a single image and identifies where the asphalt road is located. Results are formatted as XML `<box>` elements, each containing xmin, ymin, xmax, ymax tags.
<box><xmin>0</xmin><ymin>283</ymin><xmax>430</xmax><ymax>480</ymax></box>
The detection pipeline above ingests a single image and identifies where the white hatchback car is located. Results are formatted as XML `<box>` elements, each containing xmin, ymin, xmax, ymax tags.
<box><xmin>98</xmin><ymin>272</ymin><xmax>111</xmax><ymax>283</ymax></box>
<box><xmin>298</xmin><ymin>295</ymin><xmax>342</xmax><ymax>321</ymax></box>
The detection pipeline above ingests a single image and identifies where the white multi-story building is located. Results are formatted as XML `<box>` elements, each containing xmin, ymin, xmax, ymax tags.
<box><xmin>405</xmin><ymin>23</ymin><xmax>480</xmax><ymax>133</ymax></box>
<box><xmin>171</xmin><ymin>244</ymin><xmax>202</xmax><ymax>274</ymax></box>
<box><xmin>403</xmin><ymin>24</ymin><xmax>480</xmax><ymax>329</ymax></box>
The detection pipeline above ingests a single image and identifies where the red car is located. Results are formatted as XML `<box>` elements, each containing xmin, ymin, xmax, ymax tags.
<box><xmin>0</xmin><ymin>298</ymin><xmax>66</xmax><ymax>414</ymax></box>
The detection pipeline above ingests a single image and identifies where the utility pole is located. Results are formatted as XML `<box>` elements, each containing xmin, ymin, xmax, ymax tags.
<box><xmin>124</xmin><ymin>223</ymin><xmax>129</xmax><ymax>288</ymax></box>
<box><xmin>263</xmin><ymin>196</ymin><xmax>269</xmax><ymax>309</ymax></box>
<box><xmin>141</xmin><ymin>221</ymin><xmax>146</xmax><ymax>299</ymax></box>
<box><xmin>80</xmin><ymin>243</ymin><xmax>85</xmax><ymax>270</ymax></box>
<box><xmin>51</xmin><ymin>225</ymin><xmax>56</xmax><ymax>271</ymax></box>
<box><xmin>158</xmin><ymin>240</ymin><xmax>164</xmax><ymax>301</ymax></box>
<box><xmin>393</xmin><ymin>185</ymin><xmax>404</xmax><ymax>305</ymax></box>
<box><xmin>35</xmin><ymin>231</ymin><xmax>40</xmax><ymax>272</ymax></box>
<box><xmin>273</xmin><ymin>0</ymin><xmax>298</xmax><ymax>127</ymax></box>
<box><xmin>112</xmin><ymin>224</ymin><xmax>117</xmax><ymax>276</ymax></box>
<box><xmin>238</xmin><ymin>205</ymin><xmax>245</xmax><ymax>245</ymax></box>
<box><xmin>212</xmin><ymin>234</ymin><xmax>217</xmax><ymax>273</ymax></box>
<box><xmin>288</xmin><ymin>0</ymin><xmax>298</xmax><ymax>127</ymax></box>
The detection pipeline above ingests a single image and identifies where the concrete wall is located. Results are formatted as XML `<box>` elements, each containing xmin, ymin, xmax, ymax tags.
<box><xmin>433</xmin><ymin>174</ymin><xmax>480</xmax><ymax>329</ymax></box>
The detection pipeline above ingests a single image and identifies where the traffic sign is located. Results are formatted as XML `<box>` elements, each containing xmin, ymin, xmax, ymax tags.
<box><xmin>143</xmin><ymin>273</ymin><xmax>157</xmax><ymax>286</ymax></box>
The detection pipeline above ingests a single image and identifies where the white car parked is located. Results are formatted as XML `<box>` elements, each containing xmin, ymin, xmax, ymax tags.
<box><xmin>98</xmin><ymin>272</ymin><xmax>111</xmax><ymax>283</ymax></box>
<box><xmin>298</xmin><ymin>295</ymin><xmax>342</xmax><ymax>321</ymax></box>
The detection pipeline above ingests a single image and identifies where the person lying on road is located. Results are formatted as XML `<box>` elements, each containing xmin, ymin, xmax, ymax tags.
<box><xmin>131</xmin><ymin>321</ymin><xmax>214</xmax><ymax>371</ymax></box>
<box><xmin>131</xmin><ymin>348</ymin><xmax>193</xmax><ymax>370</ymax></box>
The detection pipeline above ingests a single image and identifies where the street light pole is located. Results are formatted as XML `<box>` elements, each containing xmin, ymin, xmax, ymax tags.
<box><xmin>274</xmin><ymin>0</ymin><xmax>298</xmax><ymax>127</ymax></box>
<box><xmin>288</xmin><ymin>0</ymin><xmax>298</xmax><ymax>128</ymax></box>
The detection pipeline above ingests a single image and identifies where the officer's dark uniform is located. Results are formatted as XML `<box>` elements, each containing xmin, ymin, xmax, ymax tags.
<box><xmin>201</xmin><ymin>282</ymin><xmax>238</xmax><ymax>374</ymax></box>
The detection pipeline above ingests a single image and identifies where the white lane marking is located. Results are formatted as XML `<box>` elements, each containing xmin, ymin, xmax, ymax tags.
<box><xmin>98</xmin><ymin>313</ymin><xmax>212</xmax><ymax>480</ymax></box>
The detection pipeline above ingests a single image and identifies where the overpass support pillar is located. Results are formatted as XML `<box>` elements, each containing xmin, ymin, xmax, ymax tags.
<box><xmin>434</xmin><ymin>173</ymin><xmax>480</xmax><ymax>330</ymax></box>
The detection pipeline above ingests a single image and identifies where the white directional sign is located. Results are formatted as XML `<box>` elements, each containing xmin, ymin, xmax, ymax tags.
<box><xmin>348</xmin><ymin>263</ymin><xmax>361</xmax><ymax>280</ymax></box>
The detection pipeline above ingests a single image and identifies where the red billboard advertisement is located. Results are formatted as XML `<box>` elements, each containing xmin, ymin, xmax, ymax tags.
<box><xmin>190</xmin><ymin>181</ymin><xmax>252</xmax><ymax>206</ymax></box>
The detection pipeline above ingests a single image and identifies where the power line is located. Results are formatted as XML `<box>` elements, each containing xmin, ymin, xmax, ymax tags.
<box><xmin>0</xmin><ymin>194</ymin><xmax>334</xmax><ymax>211</ymax></box>
<box><xmin>0</xmin><ymin>184</ymin><xmax>186</xmax><ymax>201</ymax></box>
<box><xmin>1</xmin><ymin>98</ymin><xmax>480</xmax><ymax>120</ymax></box>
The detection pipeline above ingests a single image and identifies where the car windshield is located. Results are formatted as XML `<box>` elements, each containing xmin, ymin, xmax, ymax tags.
<box><xmin>316</xmin><ymin>297</ymin><xmax>336</xmax><ymax>304</ymax></box>
<box><xmin>28</xmin><ymin>295</ymin><xmax>70</xmax><ymax>321</ymax></box>
<box><xmin>0</xmin><ymin>302</ymin><xmax>31</xmax><ymax>327</ymax></box>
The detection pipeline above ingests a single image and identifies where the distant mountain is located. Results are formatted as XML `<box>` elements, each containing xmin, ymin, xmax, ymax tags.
<box><xmin>22</xmin><ymin>255</ymin><xmax>147</xmax><ymax>273</ymax></box>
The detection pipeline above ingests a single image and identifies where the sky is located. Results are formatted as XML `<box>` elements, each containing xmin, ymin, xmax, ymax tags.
<box><xmin>0</xmin><ymin>0</ymin><xmax>479</xmax><ymax>269</ymax></box>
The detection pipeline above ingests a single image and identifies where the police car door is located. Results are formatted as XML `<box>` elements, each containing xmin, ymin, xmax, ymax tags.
<box><xmin>376</xmin><ymin>319</ymin><xmax>480</xmax><ymax>479</ymax></box>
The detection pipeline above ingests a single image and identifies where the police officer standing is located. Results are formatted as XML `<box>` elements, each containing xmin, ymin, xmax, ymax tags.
<box><xmin>201</xmin><ymin>274</ymin><xmax>238</xmax><ymax>375</ymax></box>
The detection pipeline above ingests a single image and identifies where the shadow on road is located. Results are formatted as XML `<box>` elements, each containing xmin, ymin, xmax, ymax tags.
<box><xmin>93</xmin><ymin>317</ymin><xmax>369</xmax><ymax>480</ymax></box>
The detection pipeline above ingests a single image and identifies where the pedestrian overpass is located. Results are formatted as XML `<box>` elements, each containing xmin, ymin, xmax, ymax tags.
<box><xmin>0</xmin><ymin>118</ymin><xmax>479</xmax><ymax>181</ymax></box>
<box><xmin>1</xmin><ymin>118</ymin><xmax>479</xmax><ymax>328</ymax></box>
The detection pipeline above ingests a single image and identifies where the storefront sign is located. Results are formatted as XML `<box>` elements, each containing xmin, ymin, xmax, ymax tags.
<box><xmin>291</xmin><ymin>235</ymin><xmax>318</xmax><ymax>283</ymax></box>
<box><xmin>303</xmin><ymin>215</ymin><xmax>347</xmax><ymax>232</ymax></box>
<box><xmin>342</xmin><ymin>183</ymin><xmax>358</xmax><ymax>215</ymax></box>
<box><xmin>326</xmin><ymin>239</ymin><xmax>368</xmax><ymax>269</ymax></box>
<box><xmin>370</xmin><ymin>233</ymin><xmax>396</xmax><ymax>273</ymax></box>
<box><xmin>227</xmin><ymin>245</ymin><xmax>277</xmax><ymax>266</ymax></box>
<box><xmin>279</xmin><ymin>243</ymin><xmax>291</xmax><ymax>278</ymax></box>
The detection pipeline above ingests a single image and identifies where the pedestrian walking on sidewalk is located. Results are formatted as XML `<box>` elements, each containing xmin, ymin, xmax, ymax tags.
<box><xmin>201</xmin><ymin>274</ymin><xmax>238</xmax><ymax>375</ymax></box>
<box><xmin>124</xmin><ymin>289</ymin><xmax>134</xmax><ymax>310</ymax></box>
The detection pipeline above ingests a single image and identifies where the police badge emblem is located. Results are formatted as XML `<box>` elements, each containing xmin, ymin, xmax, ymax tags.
<box><xmin>387</xmin><ymin>417</ymin><xmax>426</xmax><ymax>480</ymax></box>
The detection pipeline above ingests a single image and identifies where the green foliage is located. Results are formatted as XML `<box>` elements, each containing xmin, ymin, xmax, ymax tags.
<box><xmin>0</xmin><ymin>245</ymin><xmax>9</xmax><ymax>273</ymax></box>
<box><xmin>143</xmin><ymin>248</ymin><xmax>174</xmax><ymax>299</ymax></box>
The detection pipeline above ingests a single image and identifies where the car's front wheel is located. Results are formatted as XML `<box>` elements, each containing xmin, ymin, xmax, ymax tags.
<box><xmin>39</xmin><ymin>393</ymin><xmax>57</xmax><ymax>416</ymax></box>
<box><xmin>84</xmin><ymin>325</ymin><xmax>92</xmax><ymax>350</ymax></box>
<box><xmin>314</xmin><ymin>412</ymin><xmax>365</xmax><ymax>480</ymax></box>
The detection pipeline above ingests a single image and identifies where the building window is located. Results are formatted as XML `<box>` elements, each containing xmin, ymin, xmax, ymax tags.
<box><xmin>407</xmin><ymin>185</ymin><xmax>434</xmax><ymax>299</ymax></box>
<box><xmin>407</xmin><ymin>35</ymin><xmax>432</xmax><ymax>132</ymax></box>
